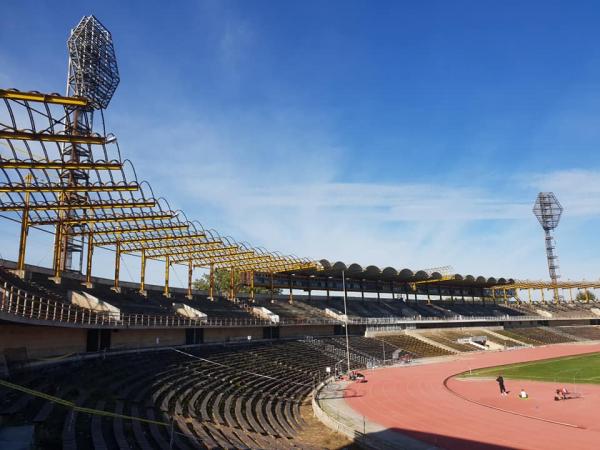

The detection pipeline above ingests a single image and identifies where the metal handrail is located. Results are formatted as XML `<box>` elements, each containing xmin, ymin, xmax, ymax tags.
<box><xmin>0</xmin><ymin>281</ymin><xmax>598</xmax><ymax>329</ymax></box>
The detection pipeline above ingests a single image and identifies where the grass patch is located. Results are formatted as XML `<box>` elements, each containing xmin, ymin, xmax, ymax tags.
<box><xmin>461</xmin><ymin>352</ymin><xmax>600</xmax><ymax>384</ymax></box>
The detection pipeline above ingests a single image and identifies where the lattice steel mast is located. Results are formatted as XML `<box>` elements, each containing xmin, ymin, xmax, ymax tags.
<box><xmin>55</xmin><ymin>15</ymin><xmax>120</xmax><ymax>274</ymax></box>
<box><xmin>533</xmin><ymin>192</ymin><xmax>563</xmax><ymax>302</ymax></box>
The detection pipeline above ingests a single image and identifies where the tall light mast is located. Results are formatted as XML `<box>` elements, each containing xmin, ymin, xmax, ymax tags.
<box><xmin>54</xmin><ymin>15</ymin><xmax>119</xmax><ymax>276</ymax></box>
<box><xmin>532</xmin><ymin>192</ymin><xmax>563</xmax><ymax>302</ymax></box>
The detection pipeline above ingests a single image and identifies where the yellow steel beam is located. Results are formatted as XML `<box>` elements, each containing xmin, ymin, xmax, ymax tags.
<box><xmin>71</xmin><ymin>223</ymin><xmax>188</xmax><ymax>236</ymax></box>
<box><xmin>121</xmin><ymin>240</ymin><xmax>225</xmax><ymax>253</ymax></box>
<box><xmin>493</xmin><ymin>280</ymin><xmax>600</xmax><ymax>290</ymax></box>
<box><xmin>0</xmin><ymin>199</ymin><xmax>156</xmax><ymax>212</ymax></box>
<box><xmin>409</xmin><ymin>274</ymin><xmax>455</xmax><ymax>291</ymax></box>
<box><xmin>0</xmin><ymin>183</ymin><xmax>139</xmax><ymax>193</ymax></box>
<box><xmin>0</xmin><ymin>130</ymin><xmax>105</xmax><ymax>145</ymax></box>
<box><xmin>0</xmin><ymin>160</ymin><xmax>122</xmax><ymax>170</ymax></box>
<box><xmin>218</xmin><ymin>260</ymin><xmax>317</xmax><ymax>272</ymax></box>
<box><xmin>0</xmin><ymin>89</ymin><xmax>89</xmax><ymax>107</ymax></box>
<box><xmin>31</xmin><ymin>212</ymin><xmax>175</xmax><ymax>226</ymax></box>
<box><xmin>188</xmin><ymin>255</ymin><xmax>289</xmax><ymax>267</ymax></box>
<box><xmin>151</xmin><ymin>247</ymin><xmax>247</xmax><ymax>260</ymax></box>
<box><xmin>94</xmin><ymin>232</ymin><xmax>210</xmax><ymax>246</ymax></box>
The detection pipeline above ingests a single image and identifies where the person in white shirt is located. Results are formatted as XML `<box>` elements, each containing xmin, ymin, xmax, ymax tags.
<box><xmin>519</xmin><ymin>388</ymin><xmax>528</xmax><ymax>399</ymax></box>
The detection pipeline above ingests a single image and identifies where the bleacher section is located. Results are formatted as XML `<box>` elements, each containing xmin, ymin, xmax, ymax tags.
<box><xmin>555</xmin><ymin>326</ymin><xmax>600</xmax><ymax>341</ymax></box>
<box><xmin>0</xmin><ymin>340</ymin><xmax>339</xmax><ymax>449</ymax></box>
<box><xmin>27</xmin><ymin>270</ymin><xmax>255</xmax><ymax>320</ymax></box>
<box><xmin>378</xmin><ymin>334</ymin><xmax>453</xmax><ymax>358</ymax></box>
<box><xmin>494</xmin><ymin>327</ymin><xmax>576</xmax><ymax>346</ymax></box>
<box><xmin>419</xmin><ymin>330</ymin><xmax>480</xmax><ymax>352</ymax></box>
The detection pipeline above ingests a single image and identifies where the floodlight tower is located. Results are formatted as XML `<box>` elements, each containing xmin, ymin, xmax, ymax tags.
<box><xmin>533</xmin><ymin>192</ymin><xmax>563</xmax><ymax>302</ymax></box>
<box><xmin>54</xmin><ymin>15</ymin><xmax>119</xmax><ymax>277</ymax></box>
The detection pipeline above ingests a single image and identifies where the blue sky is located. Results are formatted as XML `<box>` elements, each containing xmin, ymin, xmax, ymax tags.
<box><xmin>2</xmin><ymin>0</ymin><xmax>600</xmax><ymax>287</ymax></box>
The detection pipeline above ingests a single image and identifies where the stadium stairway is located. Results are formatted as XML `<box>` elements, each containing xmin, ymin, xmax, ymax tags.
<box><xmin>404</xmin><ymin>330</ymin><xmax>459</xmax><ymax>354</ymax></box>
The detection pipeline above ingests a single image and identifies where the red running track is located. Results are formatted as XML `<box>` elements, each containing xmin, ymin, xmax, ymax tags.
<box><xmin>344</xmin><ymin>343</ymin><xmax>600</xmax><ymax>450</ymax></box>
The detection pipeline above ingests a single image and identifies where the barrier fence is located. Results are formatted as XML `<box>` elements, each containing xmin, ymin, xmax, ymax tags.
<box><xmin>1</xmin><ymin>280</ymin><xmax>598</xmax><ymax>330</ymax></box>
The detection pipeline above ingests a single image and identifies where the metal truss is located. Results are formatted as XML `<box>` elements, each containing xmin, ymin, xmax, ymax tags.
<box><xmin>0</xmin><ymin>88</ymin><xmax>321</xmax><ymax>296</ymax></box>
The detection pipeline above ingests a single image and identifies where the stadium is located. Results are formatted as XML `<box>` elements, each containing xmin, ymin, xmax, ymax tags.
<box><xmin>2</xmin><ymin>9</ymin><xmax>600</xmax><ymax>450</ymax></box>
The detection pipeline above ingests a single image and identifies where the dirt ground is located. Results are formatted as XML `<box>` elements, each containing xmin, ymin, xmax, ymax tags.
<box><xmin>294</xmin><ymin>401</ymin><xmax>359</xmax><ymax>449</ymax></box>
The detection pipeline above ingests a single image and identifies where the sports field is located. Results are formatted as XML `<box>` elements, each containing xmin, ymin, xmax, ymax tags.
<box><xmin>461</xmin><ymin>351</ymin><xmax>600</xmax><ymax>384</ymax></box>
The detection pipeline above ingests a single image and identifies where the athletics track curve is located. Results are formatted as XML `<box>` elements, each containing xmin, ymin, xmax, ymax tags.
<box><xmin>343</xmin><ymin>342</ymin><xmax>600</xmax><ymax>450</ymax></box>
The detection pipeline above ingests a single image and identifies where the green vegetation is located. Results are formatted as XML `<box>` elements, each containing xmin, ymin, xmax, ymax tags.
<box><xmin>575</xmin><ymin>290</ymin><xmax>596</xmax><ymax>302</ymax></box>
<box><xmin>193</xmin><ymin>269</ymin><xmax>279</xmax><ymax>296</ymax></box>
<box><xmin>461</xmin><ymin>352</ymin><xmax>600</xmax><ymax>384</ymax></box>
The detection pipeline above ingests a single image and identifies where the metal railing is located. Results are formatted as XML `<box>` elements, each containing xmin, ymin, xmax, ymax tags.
<box><xmin>0</xmin><ymin>280</ymin><xmax>598</xmax><ymax>329</ymax></box>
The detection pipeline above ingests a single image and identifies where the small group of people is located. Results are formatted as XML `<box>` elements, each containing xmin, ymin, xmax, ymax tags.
<box><xmin>497</xmin><ymin>375</ymin><xmax>576</xmax><ymax>401</ymax></box>
<box><xmin>496</xmin><ymin>375</ymin><xmax>528</xmax><ymax>399</ymax></box>
<box><xmin>349</xmin><ymin>371</ymin><xmax>367</xmax><ymax>382</ymax></box>
<box><xmin>554</xmin><ymin>387</ymin><xmax>572</xmax><ymax>401</ymax></box>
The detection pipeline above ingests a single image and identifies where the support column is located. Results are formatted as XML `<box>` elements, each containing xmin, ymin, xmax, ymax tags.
<box><xmin>528</xmin><ymin>288</ymin><xmax>532</xmax><ymax>303</ymax></box>
<box><xmin>361</xmin><ymin>280</ymin><xmax>365</xmax><ymax>301</ymax></box>
<box><xmin>186</xmin><ymin>260</ymin><xmax>193</xmax><ymax>300</ymax></box>
<box><xmin>51</xmin><ymin>221</ymin><xmax>64</xmax><ymax>283</ymax></box>
<box><xmin>16</xmin><ymin>175</ymin><xmax>32</xmax><ymax>278</ymax></box>
<box><xmin>250</xmin><ymin>271</ymin><xmax>255</xmax><ymax>302</ymax></box>
<box><xmin>585</xmin><ymin>288</ymin><xmax>590</xmax><ymax>303</ymax></box>
<box><xmin>568</xmin><ymin>288</ymin><xmax>573</xmax><ymax>303</ymax></box>
<box><xmin>113</xmin><ymin>240</ymin><xmax>121</xmax><ymax>292</ymax></box>
<box><xmin>491</xmin><ymin>289</ymin><xmax>495</xmax><ymax>304</ymax></box>
<box><xmin>503</xmin><ymin>289</ymin><xmax>507</xmax><ymax>305</ymax></box>
<box><xmin>541</xmin><ymin>288</ymin><xmax>546</xmax><ymax>304</ymax></box>
<box><xmin>139</xmin><ymin>248</ymin><xmax>147</xmax><ymax>296</ymax></box>
<box><xmin>84</xmin><ymin>229</ymin><xmax>94</xmax><ymax>288</ymax></box>
<box><xmin>514</xmin><ymin>288</ymin><xmax>520</xmax><ymax>304</ymax></box>
<box><xmin>229</xmin><ymin>268</ymin><xmax>235</xmax><ymax>301</ymax></box>
<box><xmin>288</xmin><ymin>275</ymin><xmax>293</xmax><ymax>303</ymax></box>
<box><xmin>208</xmin><ymin>264</ymin><xmax>215</xmax><ymax>300</ymax></box>
<box><xmin>164</xmin><ymin>255</ymin><xmax>170</xmax><ymax>298</ymax></box>
<box><xmin>270</xmin><ymin>272</ymin><xmax>274</xmax><ymax>302</ymax></box>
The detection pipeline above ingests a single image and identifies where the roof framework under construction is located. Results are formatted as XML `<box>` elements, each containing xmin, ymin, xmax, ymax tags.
<box><xmin>0</xmin><ymin>17</ymin><xmax>319</xmax><ymax>299</ymax></box>
<box><xmin>1</xmin><ymin>15</ymin><xmax>597</xmax><ymax>306</ymax></box>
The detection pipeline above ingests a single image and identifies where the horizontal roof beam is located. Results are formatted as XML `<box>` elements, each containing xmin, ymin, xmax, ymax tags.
<box><xmin>0</xmin><ymin>89</ymin><xmax>89</xmax><ymax>107</ymax></box>
<box><xmin>94</xmin><ymin>232</ymin><xmax>209</xmax><ymax>246</ymax></box>
<box><xmin>0</xmin><ymin>199</ymin><xmax>156</xmax><ymax>212</ymax></box>
<box><xmin>0</xmin><ymin>160</ymin><xmax>122</xmax><ymax>170</ymax></box>
<box><xmin>72</xmin><ymin>223</ymin><xmax>188</xmax><ymax>236</ymax></box>
<box><xmin>0</xmin><ymin>183</ymin><xmax>139</xmax><ymax>193</ymax></box>
<box><xmin>0</xmin><ymin>130</ymin><xmax>106</xmax><ymax>145</ymax></box>
<box><xmin>31</xmin><ymin>212</ymin><xmax>175</xmax><ymax>226</ymax></box>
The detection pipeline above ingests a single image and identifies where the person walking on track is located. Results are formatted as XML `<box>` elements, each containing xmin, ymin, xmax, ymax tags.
<box><xmin>496</xmin><ymin>375</ymin><xmax>508</xmax><ymax>396</ymax></box>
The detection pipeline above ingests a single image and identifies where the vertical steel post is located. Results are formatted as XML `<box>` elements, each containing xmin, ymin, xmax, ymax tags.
<box><xmin>229</xmin><ymin>267</ymin><xmax>235</xmax><ymax>300</ymax></box>
<box><xmin>342</xmin><ymin>270</ymin><xmax>351</xmax><ymax>375</ymax></box>
<box><xmin>209</xmin><ymin>263</ymin><xmax>214</xmax><ymax>300</ymax></box>
<box><xmin>250</xmin><ymin>271</ymin><xmax>255</xmax><ymax>302</ymax></box>
<box><xmin>288</xmin><ymin>275</ymin><xmax>293</xmax><ymax>303</ymax></box>
<box><xmin>139</xmin><ymin>248</ymin><xmax>146</xmax><ymax>294</ymax></box>
<box><xmin>187</xmin><ymin>260</ymin><xmax>193</xmax><ymax>299</ymax></box>
<box><xmin>113</xmin><ymin>240</ymin><xmax>121</xmax><ymax>291</ymax></box>
<box><xmin>85</xmin><ymin>229</ymin><xmax>94</xmax><ymax>287</ymax></box>
<box><xmin>16</xmin><ymin>175</ymin><xmax>32</xmax><ymax>276</ymax></box>
<box><xmin>270</xmin><ymin>272</ymin><xmax>274</xmax><ymax>302</ymax></box>
<box><xmin>52</xmin><ymin>222</ymin><xmax>63</xmax><ymax>281</ymax></box>
<box><xmin>164</xmin><ymin>255</ymin><xmax>170</xmax><ymax>297</ymax></box>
